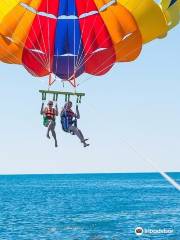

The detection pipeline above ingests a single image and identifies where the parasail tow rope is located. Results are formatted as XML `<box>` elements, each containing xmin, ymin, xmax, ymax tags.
<box><xmin>87</xmin><ymin>101</ymin><xmax>180</xmax><ymax>192</ymax></box>
<box><xmin>120</xmin><ymin>138</ymin><xmax>180</xmax><ymax>191</ymax></box>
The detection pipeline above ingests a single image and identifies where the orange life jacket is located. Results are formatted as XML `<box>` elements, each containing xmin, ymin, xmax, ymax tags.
<box><xmin>45</xmin><ymin>107</ymin><xmax>56</xmax><ymax>119</ymax></box>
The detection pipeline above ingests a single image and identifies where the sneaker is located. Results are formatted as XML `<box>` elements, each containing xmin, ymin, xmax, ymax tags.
<box><xmin>83</xmin><ymin>143</ymin><xmax>90</xmax><ymax>148</ymax></box>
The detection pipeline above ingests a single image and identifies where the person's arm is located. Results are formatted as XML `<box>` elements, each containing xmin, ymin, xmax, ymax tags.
<box><xmin>40</xmin><ymin>103</ymin><xmax>45</xmax><ymax>115</ymax></box>
<box><xmin>55</xmin><ymin>103</ymin><xmax>59</xmax><ymax>116</ymax></box>
<box><xmin>75</xmin><ymin>105</ymin><xmax>80</xmax><ymax>119</ymax></box>
<box><xmin>60</xmin><ymin>109</ymin><xmax>65</xmax><ymax>117</ymax></box>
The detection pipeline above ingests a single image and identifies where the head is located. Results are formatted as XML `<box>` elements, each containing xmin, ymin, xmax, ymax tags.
<box><xmin>64</xmin><ymin>101</ymin><xmax>72</xmax><ymax>110</ymax></box>
<box><xmin>48</xmin><ymin>101</ymin><xmax>53</xmax><ymax>109</ymax></box>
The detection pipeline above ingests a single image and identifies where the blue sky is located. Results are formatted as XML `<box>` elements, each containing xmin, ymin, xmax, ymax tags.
<box><xmin>0</xmin><ymin>25</ymin><xmax>179</xmax><ymax>174</ymax></box>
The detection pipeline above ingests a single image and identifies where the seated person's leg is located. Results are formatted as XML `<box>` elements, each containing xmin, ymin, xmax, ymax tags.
<box><xmin>51</xmin><ymin>122</ymin><xmax>58</xmax><ymax>147</ymax></box>
<box><xmin>69</xmin><ymin>126</ymin><xmax>89</xmax><ymax>146</ymax></box>
<box><xmin>47</xmin><ymin>119</ymin><xmax>54</xmax><ymax>138</ymax></box>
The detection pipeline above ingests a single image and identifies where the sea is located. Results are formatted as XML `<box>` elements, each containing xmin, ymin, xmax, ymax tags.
<box><xmin>0</xmin><ymin>173</ymin><xmax>179</xmax><ymax>240</ymax></box>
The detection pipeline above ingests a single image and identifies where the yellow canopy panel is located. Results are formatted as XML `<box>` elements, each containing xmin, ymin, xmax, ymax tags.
<box><xmin>161</xmin><ymin>0</ymin><xmax>180</xmax><ymax>30</ymax></box>
<box><xmin>0</xmin><ymin>0</ymin><xmax>41</xmax><ymax>64</ymax></box>
<box><xmin>119</xmin><ymin>0</ymin><xmax>168</xmax><ymax>43</ymax></box>
<box><xmin>0</xmin><ymin>0</ymin><xmax>19</xmax><ymax>22</ymax></box>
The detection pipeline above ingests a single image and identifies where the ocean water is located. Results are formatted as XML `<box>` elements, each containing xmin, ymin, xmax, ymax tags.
<box><xmin>0</xmin><ymin>173</ymin><xmax>179</xmax><ymax>240</ymax></box>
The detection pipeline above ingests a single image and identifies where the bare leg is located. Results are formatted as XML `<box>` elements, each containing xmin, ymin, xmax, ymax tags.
<box><xmin>52</xmin><ymin>130</ymin><xmax>58</xmax><ymax>148</ymax></box>
<box><xmin>49</xmin><ymin>120</ymin><xmax>58</xmax><ymax>147</ymax></box>
<box><xmin>69</xmin><ymin>126</ymin><xmax>89</xmax><ymax>147</ymax></box>
<box><xmin>47</xmin><ymin>122</ymin><xmax>51</xmax><ymax>139</ymax></box>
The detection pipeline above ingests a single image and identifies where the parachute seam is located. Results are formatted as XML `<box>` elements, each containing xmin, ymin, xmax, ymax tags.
<box><xmin>20</xmin><ymin>1</ymin><xmax>117</xmax><ymax>20</ymax></box>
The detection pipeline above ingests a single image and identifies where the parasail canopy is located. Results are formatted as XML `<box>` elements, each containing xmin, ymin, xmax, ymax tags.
<box><xmin>0</xmin><ymin>0</ymin><xmax>179</xmax><ymax>84</ymax></box>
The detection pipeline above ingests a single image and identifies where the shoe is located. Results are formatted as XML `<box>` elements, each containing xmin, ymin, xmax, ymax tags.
<box><xmin>84</xmin><ymin>143</ymin><xmax>90</xmax><ymax>148</ymax></box>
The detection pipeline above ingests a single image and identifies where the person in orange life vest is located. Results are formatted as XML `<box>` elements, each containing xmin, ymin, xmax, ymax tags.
<box><xmin>41</xmin><ymin>100</ymin><xmax>58</xmax><ymax>148</ymax></box>
<box><xmin>61</xmin><ymin>101</ymin><xmax>89</xmax><ymax>147</ymax></box>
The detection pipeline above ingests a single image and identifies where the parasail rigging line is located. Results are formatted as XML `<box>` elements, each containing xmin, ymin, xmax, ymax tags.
<box><xmin>23</xmin><ymin>0</ymin><xmax>49</xmax><ymax>67</ymax></box>
<box><xmin>23</xmin><ymin>0</ymin><xmax>50</xmax><ymax>67</ymax></box>
<box><xmin>0</xmin><ymin>33</ymin><xmax>49</xmax><ymax>74</ymax></box>
<box><xmin>77</xmin><ymin>47</ymin><xmax>140</xmax><ymax>87</ymax></box>
<box><xmin>75</xmin><ymin>0</ymin><xmax>144</xmax><ymax>69</ymax></box>
<box><xmin>76</xmin><ymin>34</ymin><xmax>140</xmax><ymax>87</ymax></box>
<box><xmin>0</xmin><ymin>23</ymin><xmax>46</xmax><ymax>70</ymax></box>
<box><xmin>75</xmin><ymin>0</ymin><xmax>98</xmax><ymax>68</ymax></box>
<box><xmin>75</xmin><ymin>33</ymin><xmax>117</xmax><ymax>72</ymax></box>
<box><xmin>75</xmin><ymin>0</ymin><xmax>91</xmax><ymax>72</ymax></box>
<box><xmin>2</xmin><ymin>0</ymin><xmax>50</xmax><ymax>67</ymax></box>
<box><xmin>74</xmin><ymin>1</ymin><xmax>76</xmax><ymax>86</ymax></box>
<box><xmin>75</xmin><ymin>0</ymin><xmax>169</xmax><ymax>85</ymax></box>
<box><xmin>47</xmin><ymin>0</ymin><xmax>51</xmax><ymax>72</ymax></box>
<box><xmin>36</xmin><ymin>1</ymin><xmax>50</xmax><ymax>67</ymax></box>
<box><xmin>75</xmin><ymin>13</ymin><xmax>104</xmax><ymax>69</ymax></box>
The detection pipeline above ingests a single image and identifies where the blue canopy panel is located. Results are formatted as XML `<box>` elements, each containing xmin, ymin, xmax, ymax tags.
<box><xmin>53</xmin><ymin>0</ymin><xmax>84</xmax><ymax>80</ymax></box>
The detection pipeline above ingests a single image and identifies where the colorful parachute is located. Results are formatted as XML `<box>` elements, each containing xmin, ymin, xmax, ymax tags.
<box><xmin>0</xmin><ymin>0</ymin><xmax>179</xmax><ymax>83</ymax></box>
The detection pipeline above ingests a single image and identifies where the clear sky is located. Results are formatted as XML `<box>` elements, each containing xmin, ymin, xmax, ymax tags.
<box><xmin>0</xmin><ymin>24</ymin><xmax>179</xmax><ymax>174</ymax></box>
